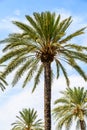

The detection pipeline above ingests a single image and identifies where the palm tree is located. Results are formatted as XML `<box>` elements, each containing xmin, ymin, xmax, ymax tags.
<box><xmin>11</xmin><ymin>108</ymin><xmax>44</xmax><ymax>130</ymax></box>
<box><xmin>53</xmin><ymin>87</ymin><xmax>87</xmax><ymax>130</ymax></box>
<box><xmin>0</xmin><ymin>11</ymin><xmax>87</xmax><ymax>130</ymax></box>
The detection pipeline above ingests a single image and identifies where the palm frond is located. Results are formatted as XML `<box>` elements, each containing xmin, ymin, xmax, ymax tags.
<box><xmin>63</xmin><ymin>49</ymin><xmax>87</xmax><ymax>63</ymax></box>
<box><xmin>58</xmin><ymin>60</ymin><xmax>70</xmax><ymax>86</ymax></box>
<box><xmin>55</xmin><ymin>60</ymin><xmax>60</xmax><ymax>79</ymax></box>
<box><xmin>2</xmin><ymin>56</ymin><xmax>30</xmax><ymax>77</ymax></box>
<box><xmin>69</xmin><ymin>59</ymin><xmax>87</xmax><ymax>81</ymax></box>
<box><xmin>56</xmin><ymin>114</ymin><xmax>73</xmax><ymax>130</ymax></box>
<box><xmin>0</xmin><ymin>47</ymin><xmax>29</xmax><ymax>64</ymax></box>
<box><xmin>22</xmin><ymin>64</ymin><xmax>38</xmax><ymax>88</ymax></box>
<box><xmin>0</xmin><ymin>75</ymin><xmax>8</xmax><ymax>91</ymax></box>
<box><xmin>64</xmin><ymin>44</ymin><xmax>87</xmax><ymax>51</ymax></box>
<box><xmin>54</xmin><ymin>16</ymin><xmax>72</xmax><ymax>42</ymax></box>
<box><xmin>65</xmin><ymin>118</ymin><xmax>72</xmax><ymax>130</ymax></box>
<box><xmin>26</xmin><ymin>14</ymin><xmax>45</xmax><ymax>42</ymax></box>
<box><xmin>60</xmin><ymin>27</ymin><xmax>86</xmax><ymax>44</ymax></box>
<box><xmin>12</xmin><ymin>21</ymin><xmax>37</xmax><ymax>40</ymax></box>
<box><xmin>12</xmin><ymin>59</ymin><xmax>39</xmax><ymax>86</ymax></box>
<box><xmin>32</xmin><ymin>64</ymin><xmax>44</xmax><ymax>92</ymax></box>
<box><xmin>54</xmin><ymin>98</ymin><xmax>69</xmax><ymax>104</ymax></box>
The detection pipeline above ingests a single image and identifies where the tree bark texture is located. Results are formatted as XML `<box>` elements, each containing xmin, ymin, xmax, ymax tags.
<box><xmin>80</xmin><ymin>120</ymin><xmax>86</xmax><ymax>130</ymax></box>
<box><xmin>44</xmin><ymin>62</ymin><xmax>51</xmax><ymax>130</ymax></box>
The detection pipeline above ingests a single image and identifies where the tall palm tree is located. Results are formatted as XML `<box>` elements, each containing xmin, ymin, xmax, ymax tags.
<box><xmin>53</xmin><ymin>87</ymin><xmax>87</xmax><ymax>130</ymax></box>
<box><xmin>0</xmin><ymin>11</ymin><xmax>87</xmax><ymax>130</ymax></box>
<box><xmin>11</xmin><ymin>108</ymin><xmax>44</xmax><ymax>130</ymax></box>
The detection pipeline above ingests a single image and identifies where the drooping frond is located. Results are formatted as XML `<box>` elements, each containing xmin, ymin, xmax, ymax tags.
<box><xmin>63</xmin><ymin>49</ymin><xmax>87</xmax><ymax>62</ymax></box>
<box><xmin>55</xmin><ymin>60</ymin><xmax>60</xmax><ymax>79</ymax></box>
<box><xmin>12</xmin><ymin>58</ymin><xmax>39</xmax><ymax>87</ymax></box>
<box><xmin>2</xmin><ymin>56</ymin><xmax>30</xmax><ymax>77</ymax></box>
<box><xmin>0</xmin><ymin>72</ymin><xmax>8</xmax><ymax>91</ymax></box>
<box><xmin>65</xmin><ymin>118</ymin><xmax>72</xmax><ymax>130</ymax></box>
<box><xmin>68</xmin><ymin>59</ymin><xmax>87</xmax><ymax>81</ymax></box>
<box><xmin>56</xmin><ymin>113</ymin><xmax>73</xmax><ymax>130</ymax></box>
<box><xmin>57</xmin><ymin>60</ymin><xmax>70</xmax><ymax>86</ymax></box>
<box><xmin>32</xmin><ymin>64</ymin><xmax>44</xmax><ymax>92</ymax></box>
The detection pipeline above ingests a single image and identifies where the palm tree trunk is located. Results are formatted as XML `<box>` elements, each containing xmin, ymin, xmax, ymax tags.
<box><xmin>80</xmin><ymin>120</ymin><xmax>86</xmax><ymax>130</ymax></box>
<box><xmin>44</xmin><ymin>62</ymin><xmax>51</xmax><ymax>130</ymax></box>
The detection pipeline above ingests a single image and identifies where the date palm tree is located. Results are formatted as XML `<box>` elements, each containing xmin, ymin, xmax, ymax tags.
<box><xmin>53</xmin><ymin>87</ymin><xmax>87</xmax><ymax>130</ymax></box>
<box><xmin>11</xmin><ymin>108</ymin><xmax>44</xmax><ymax>130</ymax></box>
<box><xmin>0</xmin><ymin>11</ymin><xmax>87</xmax><ymax>130</ymax></box>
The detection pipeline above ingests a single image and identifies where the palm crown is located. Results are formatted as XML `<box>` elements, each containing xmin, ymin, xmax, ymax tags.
<box><xmin>0</xmin><ymin>11</ymin><xmax>87</xmax><ymax>91</ymax></box>
<box><xmin>11</xmin><ymin>108</ymin><xmax>43</xmax><ymax>130</ymax></box>
<box><xmin>53</xmin><ymin>87</ymin><xmax>87</xmax><ymax>130</ymax></box>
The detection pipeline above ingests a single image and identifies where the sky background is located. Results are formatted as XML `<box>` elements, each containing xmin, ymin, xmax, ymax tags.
<box><xmin>0</xmin><ymin>0</ymin><xmax>87</xmax><ymax>130</ymax></box>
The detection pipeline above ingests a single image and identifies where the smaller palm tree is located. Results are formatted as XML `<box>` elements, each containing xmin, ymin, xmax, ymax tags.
<box><xmin>11</xmin><ymin>108</ymin><xmax>44</xmax><ymax>130</ymax></box>
<box><xmin>52</xmin><ymin>87</ymin><xmax>87</xmax><ymax>130</ymax></box>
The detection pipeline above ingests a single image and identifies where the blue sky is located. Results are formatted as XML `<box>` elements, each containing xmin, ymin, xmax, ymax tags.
<box><xmin>0</xmin><ymin>0</ymin><xmax>87</xmax><ymax>130</ymax></box>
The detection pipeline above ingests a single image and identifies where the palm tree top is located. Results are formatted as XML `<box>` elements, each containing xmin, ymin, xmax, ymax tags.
<box><xmin>55</xmin><ymin>87</ymin><xmax>87</xmax><ymax>105</ymax></box>
<box><xmin>53</xmin><ymin>87</ymin><xmax>87</xmax><ymax>130</ymax></box>
<box><xmin>0</xmin><ymin>11</ymin><xmax>87</xmax><ymax>91</ymax></box>
<box><xmin>11</xmin><ymin>108</ymin><xmax>44</xmax><ymax>130</ymax></box>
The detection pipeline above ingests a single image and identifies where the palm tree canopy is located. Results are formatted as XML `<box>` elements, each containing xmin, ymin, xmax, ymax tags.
<box><xmin>11</xmin><ymin>108</ymin><xmax>44</xmax><ymax>130</ymax></box>
<box><xmin>53</xmin><ymin>87</ymin><xmax>87</xmax><ymax>130</ymax></box>
<box><xmin>0</xmin><ymin>11</ymin><xmax>87</xmax><ymax>91</ymax></box>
